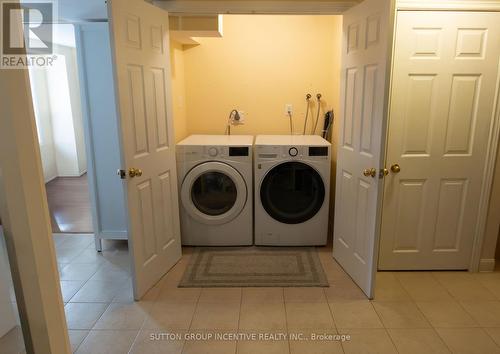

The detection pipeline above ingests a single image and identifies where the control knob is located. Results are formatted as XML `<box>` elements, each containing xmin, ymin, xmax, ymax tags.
<box><xmin>208</xmin><ymin>147</ymin><xmax>218</xmax><ymax>157</ymax></box>
<box><xmin>289</xmin><ymin>147</ymin><xmax>298</xmax><ymax>157</ymax></box>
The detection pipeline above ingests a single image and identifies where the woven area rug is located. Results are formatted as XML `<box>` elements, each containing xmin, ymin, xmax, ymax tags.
<box><xmin>179</xmin><ymin>247</ymin><xmax>329</xmax><ymax>287</ymax></box>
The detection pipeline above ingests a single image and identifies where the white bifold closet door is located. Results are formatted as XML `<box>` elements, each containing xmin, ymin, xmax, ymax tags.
<box><xmin>333</xmin><ymin>0</ymin><xmax>392</xmax><ymax>298</ymax></box>
<box><xmin>379</xmin><ymin>12</ymin><xmax>500</xmax><ymax>270</ymax></box>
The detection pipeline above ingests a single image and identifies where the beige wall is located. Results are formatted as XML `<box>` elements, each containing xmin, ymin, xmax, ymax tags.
<box><xmin>181</xmin><ymin>15</ymin><xmax>342</xmax><ymax>139</ymax></box>
<box><xmin>170</xmin><ymin>40</ymin><xmax>189</xmax><ymax>143</ymax></box>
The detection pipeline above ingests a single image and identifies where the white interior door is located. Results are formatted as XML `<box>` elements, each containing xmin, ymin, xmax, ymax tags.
<box><xmin>107</xmin><ymin>0</ymin><xmax>182</xmax><ymax>299</ymax></box>
<box><xmin>379</xmin><ymin>12</ymin><xmax>500</xmax><ymax>270</ymax></box>
<box><xmin>333</xmin><ymin>0</ymin><xmax>392</xmax><ymax>298</ymax></box>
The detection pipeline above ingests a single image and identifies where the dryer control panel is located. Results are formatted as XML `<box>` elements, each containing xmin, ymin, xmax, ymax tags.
<box><xmin>256</xmin><ymin>145</ymin><xmax>330</xmax><ymax>161</ymax></box>
<box><xmin>309</xmin><ymin>146</ymin><xmax>329</xmax><ymax>157</ymax></box>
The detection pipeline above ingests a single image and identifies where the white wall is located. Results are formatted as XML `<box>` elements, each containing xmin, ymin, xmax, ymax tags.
<box><xmin>47</xmin><ymin>45</ymin><xmax>87</xmax><ymax>177</ymax></box>
<box><xmin>65</xmin><ymin>48</ymin><xmax>87</xmax><ymax>175</ymax></box>
<box><xmin>28</xmin><ymin>68</ymin><xmax>58</xmax><ymax>182</ymax></box>
<box><xmin>47</xmin><ymin>52</ymin><xmax>80</xmax><ymax>177</ymax></box>
<box><xmin>29</xmin><ymin>39</ymin><xmax>87</xmax><ymax>181</ymax></box>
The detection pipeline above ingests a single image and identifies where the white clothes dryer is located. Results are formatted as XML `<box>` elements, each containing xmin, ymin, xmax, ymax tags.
<box><xmin>254</xmin><ymin>135</ymin><xmax>331</xmax><ymax>246</ymax></box>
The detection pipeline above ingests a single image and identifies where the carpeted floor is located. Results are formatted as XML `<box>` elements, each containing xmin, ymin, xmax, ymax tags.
<box><xmin>179</xmin><ymin>247</ymin><xmax>329</xmax><ymax>287</ymax></box>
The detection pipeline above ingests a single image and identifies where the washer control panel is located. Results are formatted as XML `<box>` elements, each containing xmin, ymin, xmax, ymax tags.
<box><xmin>198</xmin><ymin>146</ymin><xmax>251</xmax><ymax>159</ymax></box>
<box><xmin>177</xmin><ymin>145</ymin><xmax>252</xmax><ymax>163</ymax></box>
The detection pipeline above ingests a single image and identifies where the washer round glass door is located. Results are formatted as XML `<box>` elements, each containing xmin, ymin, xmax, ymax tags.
<box><xmin>260</xmin><ymin>161</ymin><xmax>325</xmax><ymax>224</ymax></box>
<box><xmin>181</xmin><ymin>162</ymin><xmax>247</xmax><ymax>225</ymax></box>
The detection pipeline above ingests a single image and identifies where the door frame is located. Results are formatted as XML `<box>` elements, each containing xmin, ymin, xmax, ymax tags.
<box><xmin>0</xmin><ymin>39</ymin><xmax>71</xmax><ymax>354</ymax></box>
<box><xmin>384</xmin><ymin>1</ymin><xmax>500</xmax><ymax>272</ymax></box>
<box><xmin>473</xmin><ymin>68</ymin><xmax>500</xmax><ymax>271</ymax></box>
<box><xmin>396</xmin><ymin>0</ymin><xmax>500</xmax><ymax>12</ymax></box>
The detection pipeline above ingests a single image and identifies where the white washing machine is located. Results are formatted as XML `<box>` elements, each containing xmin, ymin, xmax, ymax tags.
<box><xmin>176</xmin><ymin>135</ymin><xmax>253</xmax><ymax>246</ymax></box>
<box><xmin>254</xmin><ymin>135</ymin><xmax>331</xmax><ymax>246</ymax></box>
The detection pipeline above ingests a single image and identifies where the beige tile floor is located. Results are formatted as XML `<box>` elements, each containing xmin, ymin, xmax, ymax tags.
<box><xmin>1</xmin><ymin>233</ymin><xmax>500</xmax><ymax>354</ymax></box>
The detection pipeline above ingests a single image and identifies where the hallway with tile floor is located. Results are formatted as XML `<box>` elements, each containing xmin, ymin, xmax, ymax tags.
<box><xmin>2</xmin><ymin>233</ymin><xmax>500</xmax><ymax>353</ymax></box>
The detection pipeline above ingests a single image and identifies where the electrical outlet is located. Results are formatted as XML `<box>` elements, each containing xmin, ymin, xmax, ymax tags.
<box><xmin>230</xmin><ymin>110</ymin><xmax>245</xmax><ymax>125</ymax></box>
<box><xmin>285</xmin><ymin>104</ymin><xmax>293</xmax><ymax>116</ymax></box>
<box><xmin>236</xmin><ymin>110</ymin><xmax>245</xmax><ymax>124</ymax></box>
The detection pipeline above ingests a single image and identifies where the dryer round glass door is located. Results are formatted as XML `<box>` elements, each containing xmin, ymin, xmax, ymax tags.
<box><xmin>181</xmin><ymin>161</ymin><xmax>247</xmax><ymax>225</ymax></box>
<box><xmin>260</xmin><ymin>161</ymin><xmax>325</xmax><ymax>224</ymax></box>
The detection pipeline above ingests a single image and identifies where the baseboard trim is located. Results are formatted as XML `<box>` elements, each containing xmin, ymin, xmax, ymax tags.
<box><xmin>479</xmin><ymin>258</ymin><xmax>496</xmax><ymax>272</ymax></box>
<box><xmin>96</xmin><ymin>231</ymin><xmax>128</xmax><ymax>240</ymax></box>
<box><xmin>44</xmin><ymin>175</ymin><xmax>57</xmax><ymax>184</ymax></box>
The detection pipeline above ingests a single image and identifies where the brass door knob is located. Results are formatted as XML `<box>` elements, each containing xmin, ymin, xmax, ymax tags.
<box><xmin>380</xmin><ymin>168</ymin><xmax>389</xmax><ymax>178</ymax></box>
<box><xmin>363</xmin><ymin>168</ymin><xmax>377</xmax><ymax>178</ymax></box>
<box><xmin>390</xmin><ymin>164</ymin><xmax>401</xmax><ymax>174</ymax></box>
<box><xmin>128</xmin><ymin>168</ymin><xmax>143</xmax><ymax>178</ymax></box>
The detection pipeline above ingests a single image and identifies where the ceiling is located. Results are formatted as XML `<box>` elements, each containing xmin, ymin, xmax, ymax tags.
<box><xmin>57</xmin><ymin>0</ymin><xmax>108</xmax><ymax>22</ymax></box>
<box><xmin>52</xmin><ymin>24</ymin><xmax>76</xmax><ymax>47</ymax></box>
<box><xmin>55</xmin><ymin>0</ymin><xmax>357</xmax><ymax>22</ymax></box>
<box><xmin>154</xmin><ymin>0</ymin><xmax>359</xmax><ymax>14</ymax></box>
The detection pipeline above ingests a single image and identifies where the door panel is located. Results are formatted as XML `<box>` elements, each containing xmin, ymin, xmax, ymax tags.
<box><xmin>393</xmin><ymin>180</ymin><xmax>426</xmax><ymax>252</ymax></box>
<box><xmin>337</xmin><ymin>171</ymin><xmax>356</xmax><ymax>250</ymax></box>
<box><xmin>354</xmin><ymin>179</ymin><xmax>371</xmax><ymax>263</ymax></box>
<box><xmin>159</xmin><ymin>171</ymin><xmax>176</xmax><ymax>245</ymax></box>
<box><xmin>343</xmin><ymin>69</ymin><xmax>357</xmax><ymax>148</ymax></box>
<box><xmin>137</xmin><ymin>180</ymin><xmax>156</xmax><ymax>261</ymax></box>
<box><xmin>433</xmin><ymin>179</ymin><xmax>468</xmax><ymax>250</ymax></box>
<box><xmin>379</xmin><ymin>12</ymin><xmax>500</xmax><ymax>270</ymax></box>
<box><xmin>333</xmin><ymin>0</ymin><xmax>392</xmax><ymax>298</ymax></box>
<box><xmin>402</xmin><ymin>75</ymin><xmax>435</xmax><ymax>155</ymax></box>
<box><xmin>360</xmin><ymin>64</ymin><xmax>378</xmax><ymax>155</ymax></box>
<box><xmin>444</xmin><ymin>75</ymin><xmax>479</xmax><ymax>154</ymax></box>
<box><xmin>128</xmin><ymin>66</ymin><xmax>149</xmax><ymax>156</ymax></box>
<box><xmin>152</xmin><ymin>68</ymin><xmax>169</xmax><ymax>149</ymax></box>
<box><xmin>108</xmin><ymin>0</ymin><xmax>181</xmax><ymax>299</ymax></box>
